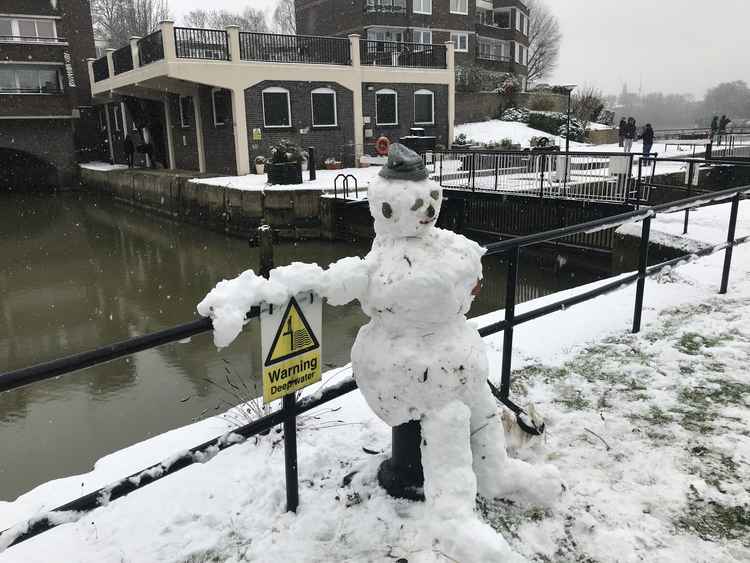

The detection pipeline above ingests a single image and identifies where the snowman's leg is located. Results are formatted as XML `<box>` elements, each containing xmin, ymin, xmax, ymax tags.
<box><xmin>470</xmin><ymin>389</ymin><xmax>563</xmax><ymax>505</ymax></box>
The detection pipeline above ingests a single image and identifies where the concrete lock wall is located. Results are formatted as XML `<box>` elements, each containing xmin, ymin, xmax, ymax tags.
<box><xmin>81</xmin><ymin>168</ymin><xmax>322</xmax><ymax>239</ymax></box>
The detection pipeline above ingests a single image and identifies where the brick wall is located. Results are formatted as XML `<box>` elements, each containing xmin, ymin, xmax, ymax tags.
<box><xmin>295</xmin><ymin>0</ymin><xmax>363</xmax><ymax>37</ymax></box>
<box><xmin>245</xmin><ymin>80</ymin><xmax>356</xmax><ymax>168</ymax></box>
<box><xmin>362</xmin><ymin>83</ymin><xmax>450</xmax><ymax>151</ymax></box>
<box><xmin>198</xmin><ymin>86</ymin><xmax>237</xmax><ymax>175</ymax></box>
<box><xmin>166</xmin><ymin>94</ymin><xmax>200</xmax><ymax>171</ymax></box>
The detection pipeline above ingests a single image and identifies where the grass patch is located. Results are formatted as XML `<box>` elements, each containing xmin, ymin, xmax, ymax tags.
<box><xmin>676</xmin><ymin>486</ymin><xmax>750</xmax><ymax>547</ymax></box>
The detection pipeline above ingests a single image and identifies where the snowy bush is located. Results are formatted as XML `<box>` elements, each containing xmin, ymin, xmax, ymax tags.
<box><xmin>500</xmin><ymin>107</ymin><xmax>530</xmax><ymax>123</ymax></box>
<box><xmin>557</xmin><ymin>121</ymin><xmax>586</xmax><ymax>142</ymax></box>
<box><xmin>528</xmin><ymin>111</ymin><xmax>585</xmax><ymax>142</ymax></box>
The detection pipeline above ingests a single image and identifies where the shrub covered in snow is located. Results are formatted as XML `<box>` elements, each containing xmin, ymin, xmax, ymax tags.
<box><xmin>500</xmin><ymin>107</ymin><xmax>530</xmax><ymax>123</ymax></box>
<box><xmin>528</xmin><ymin>112</ymin><xmax>586</xmax><ymax>142</ymax></box>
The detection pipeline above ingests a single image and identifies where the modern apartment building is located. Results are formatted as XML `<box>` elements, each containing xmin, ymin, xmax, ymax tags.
<box><xmin>295</xmin><ymin>0</ymin><xmax>530</xmax><ymax>84</ymax></box>
<box><xmin>0</xmin><ymin>0</ymin><xmax>98</xmax><ymax>189</ymax></box>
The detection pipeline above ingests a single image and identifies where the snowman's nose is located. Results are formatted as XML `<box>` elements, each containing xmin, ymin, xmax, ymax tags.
<box><xmin>426</xmin><ymin>205</ymin><xmax>435</xmax><ymax>218</ymax></box>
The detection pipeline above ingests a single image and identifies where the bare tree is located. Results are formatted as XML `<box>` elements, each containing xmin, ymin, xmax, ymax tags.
<box><xmin>182</xmin><ymin>8</ymin><xmax>268</xmax><ymax>32</ymax></box>
<box><xmin>92</xmin><ymin>0</ymin><xmax>170</xmax><ymax>46</ymax></box>
<box><xmin>525</xmin><ymin>0</ymin><xmax>562</xmax><ymax>84</ymax></box>
<box><xmin>272</xmin><ymin>0</ymin><xmax>296</xmax><ymax>35</ymax></box>
<box><xmin>571</xmin><ymin>85</ymin><xmax>605</xmax><ymax>129</ymax></box>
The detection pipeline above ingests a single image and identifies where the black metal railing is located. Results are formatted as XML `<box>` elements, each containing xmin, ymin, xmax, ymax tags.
<box><xmin>0</xmin><ymin>35</ymin><xmax>66</xmax><ymax>43</ymax></box>
<box><xmin>1</xmin><ymin>182</ymin><xmax>748</xmax><ymax>551</ymax></box>
<box><xmin>137</xmin><ymin>29</ymin><xmax>164</xmax><ymax>66</ymax></box>
<box><xmin>360</xmin><ymin>39</ymin><xmax>447</xmax><ymax>69</ymax></box>
<box><xmin>239</xmin><ymin>31</ymin><xmax>351</xmax><ymax>65</ymax></box>
<box><xmin>112</xmin><ymin>45</ymin><xmax>134</xmax><ymax>74</ymax></box>
<box><xmin>174</xmin><ymin>27</ymin><xmax>229</xmax><ymax>60</ymax></box>
<box><xmin>92</xmin><ymin>56</ymin><xmax>109</xmax><ymax>82</ymax></box>
<box><xmin>364</xmin><ymin>0</ymin><xmax>406</xmax><ymax>13</ymax></box>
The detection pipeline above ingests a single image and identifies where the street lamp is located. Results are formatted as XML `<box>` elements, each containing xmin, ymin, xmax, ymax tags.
<box><xmin>561</xmin><ymin>84</ymin><xmax>577</xmax><ymax>184</ymax></box>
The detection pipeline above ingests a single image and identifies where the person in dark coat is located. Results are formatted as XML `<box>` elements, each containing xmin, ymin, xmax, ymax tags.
<box><xmin>641</xmin><ymin>123</ymin><xmax>654</xmax><ymax>161</ymax></box>
<box><xmin>123</xmin><ymin>135</ymin><xmax>135</xmax><ymax>168</ymax></box>
<box><xmin>618</xmin><ymin>118</ymin><xmax>627</xmax><ymax>147</ymax></box>
<box><xmin>623</xmin><ymin>117</ymin><xmax>636</xmax><ymax>153</ymax></box>
<box><xmin>710</xmin><ymin>115</ymin><xmax>719</xmax><ymax>142</ymax></box>
<box><xmin>718</xmin><ymin>115</ymin><xmax>731</xmax><ymax>145</ymax></box>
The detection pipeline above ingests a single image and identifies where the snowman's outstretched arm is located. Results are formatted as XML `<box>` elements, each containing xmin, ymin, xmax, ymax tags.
<box><xmin>197</xmin><ymin>257</ymin><xmax>368</xmax><ymax>348</ymax></box>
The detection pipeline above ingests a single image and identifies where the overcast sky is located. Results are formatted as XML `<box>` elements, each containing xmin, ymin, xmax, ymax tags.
<box><xmin>172</xmin><ymin>0</ymin><xmax>750</xmax><ymax>99</ymax></box>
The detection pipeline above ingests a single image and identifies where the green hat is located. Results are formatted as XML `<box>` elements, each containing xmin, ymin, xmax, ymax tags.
<box><xmin>379</xmin><ymin>143</ymin><xmax>428</xmax><ymax>181</ymax></box>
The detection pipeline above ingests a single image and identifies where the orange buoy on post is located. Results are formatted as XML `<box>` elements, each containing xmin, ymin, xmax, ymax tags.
<box><xmin>376</xmin><ymin>136</ymin><xmax>390</xmax><ymax>156</ymax></box>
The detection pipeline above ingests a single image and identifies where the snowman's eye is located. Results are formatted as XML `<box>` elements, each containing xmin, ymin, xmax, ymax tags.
<box><xmin>430</xmin><ymin>190</ymin><xmax>440</xmax><ymax>200</ymax></box>
<box><xmin>411</xmin><ymin>198</ymin><xmax>424</xmax><ymax>211</ymax></box>
<box><xmin>382</xmin><ymin>202</ymin><xmax>393</xmax><ymax>218</ymax></box>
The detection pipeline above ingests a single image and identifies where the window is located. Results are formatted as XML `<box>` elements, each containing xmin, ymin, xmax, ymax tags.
<box><xmin>524</xmin><ymin>15</ymin><xmax>530</xmax><ymax>36</ymax></box>
<box><xmin>212</xmin><ymin>88</ymin><xmax>231</xmax><ymax>126</ymax></box>
<box><xmin>450</xmin><ymin>32</ymin><xmax>468</xmax><ymax>52</ymax></box>
<box><xmin>98</xmin><ymin>107</ymin><xmax>106</xmax><ymax>130</ymax></box>
<box><xmin>375</xmin><ymin>89</ymin><xmax>398</xmax><ymax>125</ymax></box>
<box><xmin>311</xmin><ymin>88</ymin><xmax>337</xmax><ymax>127</ymax></box>
<box><xmin>517</xmin><ymin>11</ymin><xmax>527</xmax><ymax>33</ymax></box>
<box><xmin>0</xmin><ymin>65</ymin><xmax>62</xmax><ymax>94</ymax></box>
<box><xmin>413</xmin><ymin>0</ymin><xmax>431</xmax><ymax>15</ymax></box>
<box><xmin>494</xmin><ymin>10</ymin><xmax>511</xmax><ymax>28</ymax></box>
<box><xmin>477</xmin><ymin>38</ymin><xmax>504</xmax><ymax>61</ymax></box>
<box><xmin>450</xmin><ymin>0</ymin><xmax>468</xmax><ymax>15</ymax></box>
<box><xmin>0</xmin><ymin>17</ymin><xmax>57</xmax><ymax>42</ymax></box>
<box><xmin>414</xmin><ymin>89</ymin><xmax>434</xmax><ymax>125</ymax></box>
<box><xmin>515</xmin><ymin>43</ymin><xmax>527</xmax><ymax>65</ymax></box>
<box><xmin>262</xmin><ymin>87</ymin><xmax>291</xmax><ymax>128</ymax></box>
<box><xmin>113</xmin><ymin>105</ymin><xmax>122</xmax><ymax>131</ymax></box>
<box><xmin>367</xmin><ymin>28</ymin><xmax>404</xmax><ymax>43</ymax></box>
<box><xmin>179</xmin><ymin>95</ymin><xmax>192</xmax><ymax>128</ymax></box>
<box><xmin>412</xmin><ymin>28</ymin><xmax>432</xmax><ymax>45</ymax></box>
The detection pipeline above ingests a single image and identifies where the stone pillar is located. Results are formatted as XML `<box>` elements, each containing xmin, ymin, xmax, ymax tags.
<box><xmin>105</xmin><ymin>48</ymin><xmax>115</xmax><ymax>79</ymax></box>
<box><xmin>231</xmin><ymin>88</ymin><xmax>251</xmax><ymax>175</ymax></box>
<box><xmin>163</xmin><ymin>95</ymin><xmax>176</xmax><ymax>169</ymax></box>
<box><xmin>226</xmin><ymin>25</ymin><xmax>241</xmax><ymax>62</ymax></box>
<box><xmin>193</xmin><ymin>88</ymin><xmax>206</xmax><ymax>173</ymax></box>
<box><xmin>446</xmin><ymin>41</ymin><xmax>456</xmax><ymax>148</ymax></box>
<box><xmin>86</xmin><ymin>58</ymin><xmax>95</xmax><ymax>88</ymax></box>
<box><xmin>129</xmin><ymin>36</ymin><xmax>141</xmax><ymax>68</ymax></box>
<box><xmin>160</xmin><ymin>20</ymin><xmax>177</xmax><ymax>61</ymax></box>
<box><xmin>349</xmin><ymin>34</ymin><xmax>364</xmax><ymax>167</ymax></box>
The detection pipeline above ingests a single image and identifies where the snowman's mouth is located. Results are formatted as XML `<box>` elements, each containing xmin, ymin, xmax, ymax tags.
<box><xmin>419</xmin><ymin>218</ymin><xmax>435</xmax><ymax>225</ymax></box>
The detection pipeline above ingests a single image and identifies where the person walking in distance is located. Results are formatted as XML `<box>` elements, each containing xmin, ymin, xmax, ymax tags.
<box><xmin>641</xmin><ymin>123</ymin><xmax>654</xmax><ymax>163</ymax></box>
<box><xmin>123</xmin><ymin>133</ymin><xmax>135</xmax><ymax>168</ymax></box>
<box><xmin>710</xmin><ymin>115</ymin><xmax>719</xmax><ymax>143</ymax></box>
<box><xmin>618</xmin><ymin>117</ymin><xmax>627</xmax><ymax>147</ymax></box>
<box><xmin>623</xmin><ymin>117</ymin><xmax>636</xmax><ymax>153</ymax></box>
<box><xmin>718</xmin><ymin>115</ymin><xmax>731</xmax><ymax>145</ymax></box>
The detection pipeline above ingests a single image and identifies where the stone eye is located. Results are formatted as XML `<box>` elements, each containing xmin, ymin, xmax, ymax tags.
<box><xmin>430</xmin><ymin>190</ymin><xmax>440</xmax><ymax>200</ymax></box>
<box><xmin>411</xmin><ymin>198</ymin><xmax>424</xmax><ymax>211</ymax></box>
<box><xmin>426</xmin><ymin>205</ymin><xmax>435</xmax><ymax>218</ymax></box>
<box><xmin>382</xmin><ymin>202</ymin><xmax>393</xmax><ymax>218</ymax></box>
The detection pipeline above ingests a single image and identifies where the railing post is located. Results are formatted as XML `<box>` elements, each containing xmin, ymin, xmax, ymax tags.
<box><xmin>632</xmin><ymin>216</ymin><xmax>651</xmax><ymax>333</ymax></box>
<box><xmin>86</xmin><ymin>57</ymin><xmax>95</xmax><ymax>88</ymax></box>
<box><xmin>129</xmin><ymin>36</ymin><xmax>141</xmax><ymax>68</ymax></box>
<box><xmin>308</xmin><ymin>146</ymin><xmax>316</xmax><ymax>181</ymax></box>
<box><xmin>494</xmin><ymin>153</ymin><xmax>499</xmax><ymax>191</ymax></box>
<box><xmin>160</xmin><ymin>20</ymin><xmax>176</xmax><ymax>61</ymax></box>
<box><xmin>377</xmin><ymin>420</ymin><xmax>424</xmax><ymax>501</ymax></box>
<box><xmin>683</xmin><ymin>161</ymin><xmax>694</xmax><ymax>234</ymax></box>
<box><xmin>705</xmin><ymin>142</ymin><xmax>713</xmax><ymax>160</ymax></box>
<box><xmin>719</xmin><ymin>193</ymin><xmax>740</xmax><ymax>295</ymax></box>
<box><xmin>539</xmin><ymin>154</ymin><xmax>545</xmax><ymax>198</ymax></box>
<box><xmin>439</xmin><ymin>152</ymin><xmax>444</xmax><ymax>184</ymax></box>
<box><xmin>500</xmin><ymin>247</ymin><xmax>520</xmax><ymax>399</ymax></box>
<box><xmin>226</xmin><ymin>25</ymin><xmax>241</xmax><ymax>62</ymax></box>
<box><xmin>104</xmin><ymin>48</ymin><xmax>115</xmax><ymax>80</ymax></box>
<box><xmin>445</xmin><ymin>40</ymin><xmax>455</xmax><ymax>144</ymax></box>
<box><xmin>349</xmin><ymin>34</ymin><xmax>364</xmax><ymax>167</ymax></box>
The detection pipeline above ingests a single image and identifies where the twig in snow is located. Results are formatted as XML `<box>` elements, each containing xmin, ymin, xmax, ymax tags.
<box><xmin>584</xmin><ymin>427</ymin><xmax>611</xmax><ymax>451</ymax></box>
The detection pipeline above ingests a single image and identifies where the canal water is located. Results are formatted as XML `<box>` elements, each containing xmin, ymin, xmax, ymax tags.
<box><xmin>0</xmin><ymin>192</ymin><xmax>610</xmax><ymax>500</ymax></box>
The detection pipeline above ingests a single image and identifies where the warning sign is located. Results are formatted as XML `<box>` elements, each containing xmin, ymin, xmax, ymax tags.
<box><xmin>261</xmin><ymin>294</ymin><xmax>322</xmax><ymax>403</ymax></box>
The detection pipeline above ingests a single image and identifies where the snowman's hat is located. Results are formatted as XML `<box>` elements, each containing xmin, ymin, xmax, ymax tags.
<box><xmin>378</xmin><ymin>143</ymin><xmax>428</xmax><ymax>182</ymax></box>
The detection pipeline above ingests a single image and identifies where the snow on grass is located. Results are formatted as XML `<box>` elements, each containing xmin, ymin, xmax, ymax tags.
<box><xmin>2</xmin><ymin>206</ymin><xmax>750</xmax><ymax>562</ymax></box>
<box><xmin>189</xmin><ymin>167</ymin><xmax>383</xmax><ymax>193</ymax></box>
<box><xmin>79</xmin><ymin>162</ymin><xmax>128</xmax><ymax>172</ymax></box>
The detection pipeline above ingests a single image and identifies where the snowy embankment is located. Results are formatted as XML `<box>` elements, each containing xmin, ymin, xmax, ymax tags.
<box><xmin>189</xmin><ymin>167</ymin><xmax>383</xmax><ymax>193</ymax></box>
<box><xmin>2</xmin><ymin>202</ymin><xmax>750</xmax><ymax>562</ymax></box>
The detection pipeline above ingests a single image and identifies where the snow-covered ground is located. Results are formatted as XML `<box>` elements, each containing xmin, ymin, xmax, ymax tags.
<box><xmin>2</xmin><ymin>200</ymin><xmax>749</xmax><ymax>562</ymax></box>
<box><xmin>79</xmin><ymin>162</ymin><xmax>128</xmax><ymax>172</ymax></box>
<box><xmin>189</xmin><ymin>167</ymin><xmax>383</xmax><ymax>193</ymax></box>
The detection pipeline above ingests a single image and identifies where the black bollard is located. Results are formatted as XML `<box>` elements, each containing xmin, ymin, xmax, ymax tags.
<box><xmin>258</xmin><ymin>225</ymin><xmax>274</xmax><ymax>278</ymax></box>
<box><xmin>308</xmin><ymin>146</ymin><xmax>316</xmax><ymax>181</ymax></box>
<box><xmin>377</xmin><ymin>420</ymin><xmax>425</xmax><ymax>501</ymax></box>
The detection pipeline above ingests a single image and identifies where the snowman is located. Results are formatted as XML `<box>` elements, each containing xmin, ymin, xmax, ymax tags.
<box><xmin>198</xmin><ymin>144</ymin><xmax>560</xmax><ymax>561</ymax></box>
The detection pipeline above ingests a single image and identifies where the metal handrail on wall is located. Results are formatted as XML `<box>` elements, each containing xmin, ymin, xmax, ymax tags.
<box><xmin>239</xmin><ymin>31</ymin><xmax>351</xmax><ymax>65</ymax></box>
<box><xmin>174</xmin><ymin>27</ymin><xmax>230</xmax><ymax>60</ymax></box>
<box><xmin>1</xmin><ymin>184</ymin><xmax>748</xmax><ymax>550</ymax></box>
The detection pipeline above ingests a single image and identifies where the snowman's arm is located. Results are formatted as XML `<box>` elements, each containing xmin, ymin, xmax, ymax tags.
<box><xmin>198</xmin><ymin>258</ymin><xmax>368</xmax><ymax>348</ymax></box>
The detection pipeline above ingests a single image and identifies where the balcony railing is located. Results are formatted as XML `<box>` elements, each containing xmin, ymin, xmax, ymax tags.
<box><xmin>239</xmin><ymin>32</ymin><xmax>351</xmax><ymax>65</ymax></box>
<box><xmin>137</xmin><ymin>30</ymin><xmax>164</xmax><ymax>66</ymax></box>
<box><xmin>0</xmin><ymin>35</ymin><xmax>67</xmax><ymax>43</ymax></box>
<box><xmin>92</xmin><ymin>56</ymin><xmax>109</xmax><ymax>82</ymax></box>
<box><xmin>174</xmin><ymin>27</ymin><xmax>229</xmax><ymax>60</ymax></box>
<box><xmin>476</xmin><ymin>45</ymin><xmax>512</xmax><ymax>63</ymax></box>
<box><xmin>112</xmin><ymin>45</ymin><xmax>134</xmax><ymax>75</ymax></box>
<box><xmin>360</xmin><ymin>39</ymin><xmax>447</xmax><ymax>69</ymax></box>
<box><xmin>364</xmin><ymin>0</ymin><xmax>406</xmax><ymax>14</ymax></box>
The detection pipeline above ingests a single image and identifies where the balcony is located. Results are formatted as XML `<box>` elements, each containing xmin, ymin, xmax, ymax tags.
<box><xmin>0</xmin><ymin>35</ymin><xmax>67</xmax><ymax>45</ymax></box>
<box><xmin>360</xmin><ymin>39</ymin><xmax>447</xmax><ymax>69</ymax></box>
<box><xmin>364</xmin><ymin>0</ymin><xmax>407</xmax><ymax>14</ymax></box>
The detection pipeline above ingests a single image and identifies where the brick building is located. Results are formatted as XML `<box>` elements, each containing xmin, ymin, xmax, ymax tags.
<box><xmin>295</xmin><ymin>0</ymin><xmax>530</xmax><ymax>86</ymax></box>
<box><xmin>0</xmin><ymin>0</ymin><xmax>98</xmax><ymax>189</ymax></box>
<box><xmin>89</xmin><ymin>22</ymin><xmax>455</xmax><ymax>175</ymax></box>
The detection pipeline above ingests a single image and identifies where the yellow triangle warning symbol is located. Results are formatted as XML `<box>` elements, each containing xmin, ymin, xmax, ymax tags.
<box><xmin>265</xmin><ymin>297</ymin><xmax>320</xmax><ymax>366</ymax></box>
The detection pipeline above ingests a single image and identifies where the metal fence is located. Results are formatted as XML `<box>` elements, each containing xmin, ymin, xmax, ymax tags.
<box><xmin>137</xmin><ymin>30</ymin><xmax>164</xmax><ymax>66</ymax></box>
<box><xmin>364</xmin><ymin>0</ymin><xmax>406</xmax><ymax>13</ymax></box>
<box><xmin>360</xmin><ymin>39</ymin><xmax>447</xmax><ymax>69</ymax></box>
<box><xmin>92</xmin><ymin>56</ymin><xmax>109</xmax><ymax>82</ymax></box>
<box><xmin>174</xmin><ymin>27</ymin><xmax>229</xmax><ymax>60</ymax></box>
<box><xmin>1</xmin><ymin>184</ymin><xmax>748</xmax><ymax>551</ymax></box>
<box><xmin>426</xmin><ymin>150</ymin><xmax>652</xmax><ymax>204</ymax></box>
<box><xmin>239</xmin><ymin>32</ymin><xmax>351</xmax><ymax>65</ymax></box>
<box><xmin>711</xmin><ymin>134</ymin><xmax>750</xmax><ymax>159</ymax></box>
<box><xmin>111</xmin><ymin>45</ymin><xmax>133</xmax><ymax>74</ymax></box>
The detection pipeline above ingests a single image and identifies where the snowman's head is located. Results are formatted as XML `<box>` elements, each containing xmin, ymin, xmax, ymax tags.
<box><xmin>368</xmin><ymin>144</ymin><xmax>443</xmax><ymax>239</ymax></box>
